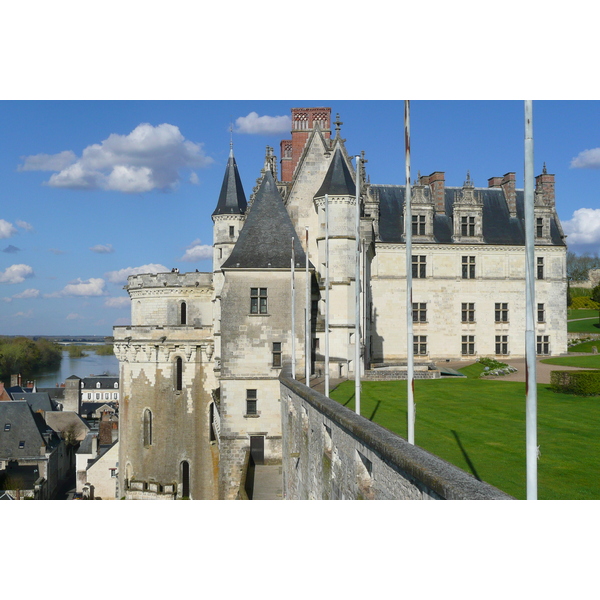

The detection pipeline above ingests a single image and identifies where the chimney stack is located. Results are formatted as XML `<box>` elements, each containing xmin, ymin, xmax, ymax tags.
<box><xmin>535</xmin><ymin>165</ymin><xmax>555</xmax><ymax>206</ymax></box>
<box><xmin>427</xmin><ymin>171</ymin><xmax>446</xmax><ymax>214</ymax></box>
<box><xmin>501</xmin><ymin>172</ymin><xmax>517</xmax><ymax>217</ymax></box>
<box><xmin>488</xmin><ymin>176</ymin><xmax>503</xmax><ymax>187</ymax></box>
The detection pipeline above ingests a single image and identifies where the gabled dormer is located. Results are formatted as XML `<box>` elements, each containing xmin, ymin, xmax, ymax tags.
<box><xmin>534</xmin><ymin>164</ymin><xmax>555</xmax><ymax>245</ymax></box>
<box><xmin>452</xmin><ymin>172</ymin><xmax>484</xmax><ymax>244</ymax></box>
<box><xmin>407</xmin><ymin>181</ymin><xmax>435</xmax><ymax>242</ymax></box>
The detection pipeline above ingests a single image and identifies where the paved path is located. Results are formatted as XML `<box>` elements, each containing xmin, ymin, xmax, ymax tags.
<box><xmin>251</xmin><ymin>465</ymin><xmax>283</xmax><ymax>500</ymax></box>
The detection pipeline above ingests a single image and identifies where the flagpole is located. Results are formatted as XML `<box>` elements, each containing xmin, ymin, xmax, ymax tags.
<box><xmin>305</xmin><ymin>227</ymin><xmax>310</xmax><ymax>385</ymax></box>
<box><xmin>325</xmin><ymin>194</ymin><xmax>330</xmax><ymax>397</ymax></box>
<box><xmin>405</xmin><ymin>100</ymin><xmax>415</xmax><ymax>445</ymax></box>
<box><xmin>355</xmin><ymin>155</ymin><xmax>361</xmax><ymax>416</ymax></box>
<box><xmin>291</xmin><ymin>237</ymin><xmax>296</xmax><ymax>380</ymax></box>
<box><xmin>524</xmin><ymin>100</ymin><xmax>537</xmax><ymax>499</ymax></box>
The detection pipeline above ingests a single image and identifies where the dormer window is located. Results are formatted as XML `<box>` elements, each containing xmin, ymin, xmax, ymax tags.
<box><xmin>96</xmin><ymin>382</ymin><xmax>101</xmax><ymax>389</ymax></box>
<box><xmin>4</xmin><ymin>423</ymin><xmax>10</xmax><ymax>431</ymax></box>
<box><xmin>19</xmin><ymin>441</ymin><xmax>25</xmax><ymax>449</ymax></box>
<box><xmin>412</xmin><ymin>215</ymin><xmax>426</xmax><ymax>236</ymax></box>
<box><xmin>461</xmin><ymin>216</ymin><xmax>475</xmax><ymax>236</ymax></box>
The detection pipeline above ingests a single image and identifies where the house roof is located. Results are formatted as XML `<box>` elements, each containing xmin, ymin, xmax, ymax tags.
<box><xmin>44</xmin><ymin>412</ymin><xmax>89</xmax><ymax>440</ymax></box>
<box><xmin>10</xmin><ymin>392</ymin><xmax>59</xmax><ymax>413</ymax></box>
<box><xmin>0</xmin><ymin>402</ymin><xmax>50</xmax><ymax>459</ymax></box>
<box><xmin>212</xmin><ymin>148</ymin><xmax>248</xmax><ymax>216</ymax></box>
<box><xmin>374</xmin><ymin>184</ymin><xmax>565</xmax><ymax>246</ymax></box>
<box><xmin>222</xmin><ymin>170</ymin><xmax>310</xmax><ymax>270</ymax></box>
<box><xmin>81</xmin><ymin>376</ymin><xmax>118</xmax><ymax>390</ymax></box>
<box><xmin>314</xmin><ymin>148</ymin><xmax>356</xmax><ymax>198</ymax></box>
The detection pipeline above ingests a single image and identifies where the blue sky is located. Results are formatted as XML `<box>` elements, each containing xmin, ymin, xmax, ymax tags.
<box><xmin>1</xmin><ymin>99</ymin><xmax>600</xmax><ymax>336</ymax></box>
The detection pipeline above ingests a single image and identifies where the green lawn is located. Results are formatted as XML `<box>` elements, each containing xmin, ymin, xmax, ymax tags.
<box><xmin>330</xmin><ymin>375</ymin><xmax>600</xmax><ymax>500</ymax></box>
<box><xmin>568</xmin><ymin>309</ymin><xmax>599</xmax><ymax>320</ymax></box>
<box><xmin>569</xmin><ymin>340</ymin><xmax>600</xmax><ymax>353</ymax></box>
<box><xmin>541</xmin><ymin>355</ymin><xmax>600</xmax><ymax>369</ymax></box>
<box><xmin>568</xmin><ymin>318</ymin><xmax>600</xmax><ymax>334</ymax></box>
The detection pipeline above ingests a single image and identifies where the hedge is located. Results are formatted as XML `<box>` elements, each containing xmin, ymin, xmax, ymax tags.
<box><xmin>571</xmin><ymin>296</ymin><xmax>600</xmax><ymax>310</ymax></box>
<box><xmin>550</xmin><ymin>370</ymin><xmax>600</xmax><ymax>396</ymax></box>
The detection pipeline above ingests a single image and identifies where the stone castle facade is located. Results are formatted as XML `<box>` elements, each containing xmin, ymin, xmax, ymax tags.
<box><xmin>113</xmin><ymin>106</ymin><xmax>567</xmax><ymax>499</ymax></box>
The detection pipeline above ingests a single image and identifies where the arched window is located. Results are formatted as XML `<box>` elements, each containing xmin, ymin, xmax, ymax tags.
<box><xmin>180</xmin><ymin>301</ymin><xmax>187</xmax><ymax>325</ymax></box>
<box><xmin>175</xmin><ymin>357</ymin><xmax>183</xmax><ymax>391</ymax></box>
<box><xmin>143</xmin><ymin>409</ymin><xmax>152</xmax><ymax>447</ymax></box>
<box><xmin>181</xmin><ymin>461</ymin><xmax>190</xmax><ymax>498</ymax></box>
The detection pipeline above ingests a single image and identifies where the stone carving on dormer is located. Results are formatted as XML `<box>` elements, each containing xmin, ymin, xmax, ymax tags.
<box><xmin>452</xmin><ymin>172</ymin><xmax>484</xmax><ymax>244</ymax></box>
<box><xmin>405</xmin><ymin>184</ymin><xmax>435</xmax><ymax>242</ymax></box>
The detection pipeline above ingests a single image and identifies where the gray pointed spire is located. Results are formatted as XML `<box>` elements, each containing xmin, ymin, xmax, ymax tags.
<box><xmin>212</xmin><ymin>148</ymin><xmax>247</xmax><ymax>216</ymax></box>
<box><xmin>314</xmin><ymin>148</ymin><xmax>355</xmax><ymax>198</ymax></box>
<box><xmin>222</xmin><ymin>170</ymin><xmax>308</xmax><ymax>269</ymax></box>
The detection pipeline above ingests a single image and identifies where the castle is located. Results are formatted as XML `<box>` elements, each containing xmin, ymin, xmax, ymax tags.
<box><xmin>113</xmin><ymin>106</ymin><xmax>567</xmax><ymax>499</ymax></box>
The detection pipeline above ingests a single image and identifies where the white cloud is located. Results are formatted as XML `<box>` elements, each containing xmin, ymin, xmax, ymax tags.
<box><xmin>0</xmin><ymin>264</ymin><xmax>34</xmax><ymax>284</ymax></box>
<box><xmin>189</xmin><ymin>172</ymin><xmax>199</xmax><ymax>184</ymax></box>
<box><xmin>14</xmin><ymin>310</ymin><xmax>33</xmax><ymax>318</ymax></box>
<box><xmin>49</xmin><ymin>248</ymin><xmax>66</xmax><ymax>255</ymax></box>
<box><xmin>48</xmin><ymin>277</ymin><xmax>106</xmax><ymax>297</ymax></box>
<box><xmin>21</xmin><ymin>123</ymin><xmax>213</xmax><ymax>193</ymax></box>
<box><xmin>570</xmin><ymin>148</ymin><xmax>600</xmax><ymax>169</ymax></box>
<box><xmin>0</xmin><ymin>219</ymin><xmax>17</xmax><ymax>239</ymax></box>
<box><xmin>13</xmin><ymin>288</ymin><xmax>40</xmax><ymax>299</ymax></box>
<box><xmin>105</xmin><ymin>263</ymin><xmax>168</xmax><ymax>284</ymax></box>
<box><xmin>180</xmin><ymin>239</ymin><xmax>212</xmax><ymax>262</ymax></box>
<box><xmin>234</xmin><ymin>112</ymin><xmax>292</xmax><ymax>135</ymax></box>
<box><xmin>66</xmin><ymin>313</ymin><xmax>84</xmax><ymax>320</ymax></box>
<box><xmin>90</xmin><ymin>243</ymin><xmax>114</xmax><ymax>254</ymax></box>
<box><xmin>18</xmin><ymin>150</ymin><xmax>77</xmax><ymax>171</ymax></box>
<box><xmin>562</xmin><ymin>208</ymin><xmax>600</xmax><ymax>245</ymax></box>
<box><xmin>104</xmin><ymin>296</ymin><xmax>130</xmax><ymax>308</ymax></box>
<box><xmin>16</xmin><ymin>221</ymin><xmax>34</xmax><ymax>232</ymax></box>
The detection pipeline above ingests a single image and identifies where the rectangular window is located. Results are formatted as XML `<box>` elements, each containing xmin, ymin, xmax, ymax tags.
<box><xmin>461</xmin><ymin>302</ymin><xmax>475</xmax><ymax>323</ymax></box>
<box><xmin>495</xmin><ymin>302</ymin><xmax>508</xmax><ymax>323</ymax></box>
<box><xmin>250</xmin><ymin>288</ymin><xmax>268</xmax><ymax>314</ymax></box>
<box><xmin>536</xmin><ymin>218</ymin><xmax>543</xmax><ymax>238</ymax></box>
<box><xmin>272</xmin><ymin>342</ymin><xmax>282</xmax><ymax>367</ymax></box>
<box><xmin>461</xmin><ymin>335</ymin><xmax>475</xmax><ymax>355</ymax></box>
<box><xmin>412</xmin><ymin>214</ymin><xmax>426</xmax><ymax>235</ymax></box>
<box><xmin>414</xmin><ymin>335</ymin><xmax>427</xmax><ymax>355</ymax></box>
<box><xmin>537</xmin><ymin>303</ymin><xmax>545</xmax><ymax>323</ymax></box>
<box><xmin>3</xmin><ymin>423</ymin><xmax>10</xmax><ymax>431</ymax></box>
<box><xmin>246</xmin><ymin>389</ymin><xmax>257</xmax><ymax>415</ymax></box>
<box><xmin>537</xmin><ymin>335</ymin><xmax>550</xmax><ymax>355</ymax></box>
<box><xmin>229</xmin><ymin>226</ymin><xmax>235</xmax><ymax>237</ymax></box>
<box><xmin>412</xmin><ymin>302</ymin><xmax>427</xmax><ymax>323</ymax></box>
<box><xmin>19</xmin><ymin>441</ymin><xmax>25</xmax><ymax>449</ymax></box>
<box><xmin>412</xmin><ymin>255</ymin><xmax>426</xmax><ymax>279</ymax></box>
<box><xmin>462</xmin><ymin>256</ymin><xmax>475</xmax><ymax>279</ymax></box>
<box><xmin>461</xmin><ymin>215</ymin><xmax>475</xmax><ymax>236</ymax></box>
<box><xmin>495</xmin><ymin>335</ymin><xmax>508</xmax><ymax>355</ymax></box>
<box><xmin>537</xmin><ymin>257</ymin><xmax>544</xmax><ymax>280</ymax></box>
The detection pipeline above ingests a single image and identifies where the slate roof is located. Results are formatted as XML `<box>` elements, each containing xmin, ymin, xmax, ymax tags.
<box><xmin>314</xmin><ymin>148</ymin><xmax>356</xmax><ymax>198</ymax></box>
<box><xmin>222</xmin><ymin>170</ymin><xmax>310</xmax><ymax>269</ymax></box>
<box><xmin>81</xmin><ymin>376</ymin><xmax>118</xmax><ymax>390</ymax></box>
<box><xmin>374</xmin><ymin>185</ymin><xmax>565</xmax><ymax>246</ymax></box>
<box><xmin>0</xmin><ymin>402</ymin><xmax>50</xmax><ymax>459</ymax></box>
<box><xmin>212</xmin><ymin>149</ymin><xmax>248</xmax><ymax>216</ymax></box>
<box><xmin>10</xmin><ymin>392</ymin><xmax>59</xmax><ymax>413</ymax></box>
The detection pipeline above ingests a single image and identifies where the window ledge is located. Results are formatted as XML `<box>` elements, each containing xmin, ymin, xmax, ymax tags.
<box><xmin>248</xmin><ymin>313</ymin><xmax>270</xmax><ymax>317</ymax></box>
<box><xmin>244</xmin><ymin>414</ymin><xmax>260</xmax><ymax>419</ymax></box>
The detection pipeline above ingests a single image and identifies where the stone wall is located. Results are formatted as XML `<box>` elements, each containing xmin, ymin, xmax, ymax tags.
<box><xmin>280</xmin><ymin>374</ymin><xmax>513</xmax><ymax>500</ymax></box>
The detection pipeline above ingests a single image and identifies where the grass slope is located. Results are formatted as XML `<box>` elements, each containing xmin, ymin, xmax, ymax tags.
<box><xmin>330</xmin><ymin>375</ymin><xmax>600</xmax><ymax>500</ymax></box>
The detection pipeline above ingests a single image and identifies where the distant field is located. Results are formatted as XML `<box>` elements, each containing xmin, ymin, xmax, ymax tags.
<box><xmin>330</xmin><ymin>374</ymin><xmax>600</xmax><ymax>499</ymax></box>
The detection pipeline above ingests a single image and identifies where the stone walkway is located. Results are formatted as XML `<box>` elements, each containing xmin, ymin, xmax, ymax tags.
<box><xmin>251</xmin><ymin>465</ymin><xmax>283</xmax><ymax>500</ymax></box>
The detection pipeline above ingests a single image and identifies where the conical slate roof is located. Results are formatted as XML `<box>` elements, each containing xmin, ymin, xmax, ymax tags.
<box><xmin>222</xmin><ymin>170</ymin><xmax>309</xmax><ymax>269</ymax></box>
<box><xmin>314</xmin><ymin>148</ymin><xmax>356</xmax><ymax>198</ymax></box>
<box><xmin>212</xmin><ymin>149</ymin><xmax>247</xmax><ymax>216</ymax></box>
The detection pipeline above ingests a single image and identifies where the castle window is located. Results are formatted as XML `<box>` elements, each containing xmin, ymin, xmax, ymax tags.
<box><xmin>246</xmin><ymin>389</ymin><xmax>257</xmax><ymax>415</ymax></box>
<box><xmin>229</xmin><ymin>226</ymin><xmax>235</xmax><ymax>237</ymax></box>
<box><xmin>461</xmin><ymin>335</ymin><xmax>475</xmax><ymax>355</ymax></box>
<box><xmin>181</xmin><ymin>461</ymin><xmax>190</xmax><ymax>498</ymax></box>
<box><xmin>412</xmin><ymin>302</ymin><xmax>427</xmax><ymax>323</ymax></box>
<box><xmin>180</xmin><ymin>301</ymin><xmax>187</xmax><ymax>325</ymax></box>
<box><xmin>250</xmin><ymin>288</ymin><xmax>268</xmax><ymax>314</ymax></box>
<box><xmin>495</xmin><ymin>335</ymin><xmax>508</xmax><ymax>355</ymax></box>
<box><xmin>538</xmin><ymin>303</ymin><xmax>545</xmax><ymax>323</ymax></box>
<box><xmin>537</xmin><ymin>335</ymin><xmax>550</xmax><ymax>355</ymax></box>
<box><xmin>414</xmin><ymin>336</ymin><xmax>427</xmax><ymax>355</ymax></box>
<box><xmin>462</xmin><ymin>256</ymin><xmax>475</xmax><ymax>279</ymax></box>
<box><xmin>461</xmin><ymin>302</ymin><xmax>475</xmax><ymax>323</ymax></box>
<box><xmin>412</xmin><ymin>214</ymin><xmax>426</xmax><ymax>236</ymax></box>
<box><xmin>176</xmin><ymin>357</ymin><xmax>183</xmax><ymax>391</ymax></box>
<box><xmin>143</xmin><ymin>409</ymin><xmax>152</xmax><ymax>447</ymax></box>
<box><xmin>412</xmin><ymin>255</ymin><xmax>426</xmax><ymax>279</ymax></box>
<box><xmin>495</xmin><ymin>303</ymin><xmax>508</xmax><ymax>323</ymax></box>
<box><xmin>461</xmin><ymin>216</ymin><xmax>476</xmax><ymax>236</ymax></box>
<box><xmin>536</xmin><ymin>218</ymin><xmax>544</xmax><ymax>238</ymax></box>
<box><xmin>537</xmin><ymin>257</ymin><xmax>544</xmax><ymax>280</ymax></box>
<box><xmin>272</xmin><ymin>342</ymin><xmax>282</xmax><ymax>368</ymax></box>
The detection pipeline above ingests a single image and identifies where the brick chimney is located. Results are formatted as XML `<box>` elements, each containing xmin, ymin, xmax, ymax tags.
<box><xmin>488</xmin><ymin>176</ymin><xmax>503</xmax><ymax>187</ymax></box>
<box><xmin>427</xmin><ymin>172</ymin><xmax>445</xmax><ymax>213</ymax></box>
<box><xmin>535</xmin><ymin>165</ymin><xmax>555</xmax><ymax>206</ymax></box>
<box><xmin>501</xmin><ymin>172</ymin><xmax>517</xmax><ymax>217</ymax></box>
<box><xmin>279</xmin><ymin>107</ymin><xmax>331</xmax><ymax>182</ymax></box>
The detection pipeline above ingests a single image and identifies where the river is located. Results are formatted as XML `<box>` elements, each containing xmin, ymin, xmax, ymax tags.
<box><xmin>33</xmin><ymin>349</ymin><xmax>120</xmax><ymax>387</ymax></box>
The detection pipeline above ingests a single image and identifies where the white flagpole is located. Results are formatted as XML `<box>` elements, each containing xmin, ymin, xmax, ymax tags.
<box><xmin>325</xmin><ymin>194</ymin><xmax>330</xmax><ymax>397</ymax></box>
<box><xmin>405</xmin><ymin>100</ymin><xmax>415</xmax><ymax>445</ymax></box>
<box><xmin>305</xmin><ymin>227</ymin><xmax>310</xmax><ymax>385</ymax></box>
<box><xmin>524</xmin><ymin>100</ymin><xmax>538</xmax><ymax>499</ymax></box>
<box><xmin>355</xmin><ymin>155</ymin><xmax>361</xmax><ymax>416</ymax></box>
<box><xmin>291</xmin><ymin>237</ymin><xmax>296</xmax><ymax>380</ymax></box>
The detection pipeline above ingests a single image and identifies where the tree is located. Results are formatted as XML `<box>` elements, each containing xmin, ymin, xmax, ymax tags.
<box><xmin>591</xmin><ymin>284</ymin><xmax>600</xmax><ymax>324</ymax></box>
<box><xmin>567</xmin><ymin>251</ymin><xmax>600</xmax><ymax>282</ymax></box>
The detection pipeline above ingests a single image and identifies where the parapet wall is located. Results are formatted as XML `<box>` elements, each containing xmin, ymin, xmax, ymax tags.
<box><xmin>126</xmin><ymin>271</ymin><xmax>213</xmax><ymax>289</ymax></box>
<box><xmin>280</xmin><ymin>374</ymin><xmax>513</xmax><ymax>500</ymax></box>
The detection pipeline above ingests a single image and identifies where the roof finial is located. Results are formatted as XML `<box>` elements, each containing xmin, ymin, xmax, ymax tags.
<box><xmin>229</xmin><ymin>120</ymin><xmax>234</xmax><ymax>157</ymax></box>
<box><xmin>464</xmin><ymin>170</ymin><xmax>473</xmax><ymax>187</ymax></box>
<box><xmin>334</xmin><ymin>113</ymin><xmax>343</xmax><ymax>138</ymax></box>
<box><xmin>543</xmin><ymin>162</ymin><xmax>547</xmax><ymax>174</ymax></box>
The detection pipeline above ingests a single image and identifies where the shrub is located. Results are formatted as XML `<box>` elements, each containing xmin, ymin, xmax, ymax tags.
<box><xmin>571</xmin><ymin>296</ymin><xmax>600</xmax><ymax>310</ymax></box>
<box><xmin>550</xmin><ymin>370</ymin><xmax>600</xmax><ymax>395</ymax></box>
